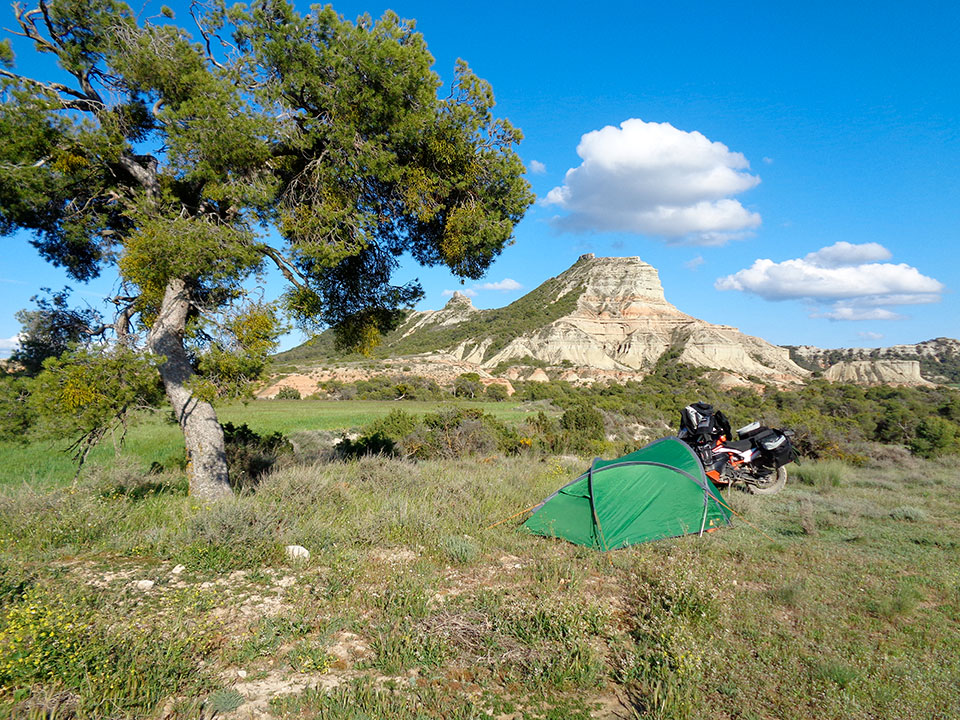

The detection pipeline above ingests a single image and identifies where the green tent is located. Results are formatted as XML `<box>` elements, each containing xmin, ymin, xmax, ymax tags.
<box><xmin>523</xmin><ymin>437</ymin><xmax>732</xmax><ymax>550</ymax></box>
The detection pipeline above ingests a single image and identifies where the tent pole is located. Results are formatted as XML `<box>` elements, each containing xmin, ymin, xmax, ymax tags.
<box><xmin>587</xmin><ymin>458</ymin><xmax>609</xmax><ymax>551</ymax></box>
<box><xmin>699</xmin><ymin>491</ymin><xmax>709</xmax><ymax>537</ymax></box>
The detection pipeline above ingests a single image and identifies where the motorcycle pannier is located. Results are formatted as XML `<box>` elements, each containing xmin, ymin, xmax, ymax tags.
<box><xmin>756</xmin><ymin>429</ymin><xmax>794</xmax><ymax>466</ymax></box>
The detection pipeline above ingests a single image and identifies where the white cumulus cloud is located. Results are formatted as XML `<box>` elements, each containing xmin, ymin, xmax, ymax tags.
<box><xmin>441</xmin><ymin>288</ymin><xmax>477</xmax><ymax>298</ymax></box>
<box><xmin>0</xmin><ymin>334</ymin><xmax>21</xmax><ymax>358</ymax></box>
<box><xmin>715</xmin><ymin>242</ymin><xmax>944</xmax><ymax>321</ymax></box>
<box><xmin>528</xmin><ymin>160</ymin><xmax>547</xmax><ymax>174</ymax></box>
<box><xmin>543</xmin><ymin>118</ymin><xmax>761</xmax><ymax>244</ymax></box>
<box><xmin>803</xmin><ymin>241</ymin><xmax>892</xmax><ymax>268</ymax></box>
<box><xmin>478</xmin><ymin>278</ymin><xmax>523</xmax><ymax>291</ymax></box>
<box><xmin>813</xmin><ymin>307</ymin><xmax>905</xmax><ymax>321</ymax></box>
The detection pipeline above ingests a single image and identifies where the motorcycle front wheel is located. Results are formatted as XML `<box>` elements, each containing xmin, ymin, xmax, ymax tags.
<box><xmin>748</xmin><ymin>466</ymin><xmax>787</xmax><ymax>495</ymax></box>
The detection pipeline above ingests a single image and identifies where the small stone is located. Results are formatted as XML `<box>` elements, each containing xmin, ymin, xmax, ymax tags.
<box><xmin>134</xmin><ymin>580</ymin><xmax>154</xmax><ymax>591</ymax></box>
<box><xmin>237</xmin><ymin>669</ymin><xmax>247</xmax><ymax>678</ymax></box>
<box><xmin>285</xmin><ymin>544</ymin><xmax>310</xmax><ymax>561</ymax></box>
<box><xmin>171</xmin><ymin>564</ymin><xmax>186</xmax><ymax>575</ymax></box>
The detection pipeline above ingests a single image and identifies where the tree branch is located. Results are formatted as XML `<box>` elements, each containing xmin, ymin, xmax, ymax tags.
<box><xmin>189</xmin><ymin>2</ymin><xmax>228</xmax><ymax>71</ymax></box>
<box><xmin>0</xmin><ymin>68</ymin><xmax>103</xmax><ymax>111</ymax></box>
<box><xmin>117</xmin><ymin>152</ymin><xmax>160</xmax><ymax>196</ymax></box>
<box><xmin>259</xmin><ymin>245</ymin><xmax>307</xmax><ymax>289</ymax></box>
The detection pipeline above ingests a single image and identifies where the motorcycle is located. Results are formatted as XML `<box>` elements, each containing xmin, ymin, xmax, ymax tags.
<box><xmin>677</xmin><ymin>402</ymin><xmax>796</xmax><ymax>495</ymax></box>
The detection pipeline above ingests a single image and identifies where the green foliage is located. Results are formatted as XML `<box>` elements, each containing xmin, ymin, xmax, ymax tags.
<box><xmin>1</xmin><ymin>0</ymin><xmax>532</xmax><ymax>478</ymax></box>
<box><xmin>485</xmin><ymin>382</ymin><xmax>509</xmax><ymax>401</ymax></box>
<box><xmin>220</xmin><ymin>422</ymin><xmax>293</xmax><ymax>491</ymax></box>
<box><xmin>206</xmin><ymin>688</ymin><xmax>245</xmax><ymax>714</ymax></box>
<box><xmin>0</xmin><ymin>376</ymin><xmax>34</xmax><ymax>443</ymax></box>
<box><xmin>454</xmin><ymin>372</ymin><xmax>483</xmax><ymax>399</ymax></box>
<box><xmin>908</xmin><ymin>416</ymin><xmax>959</xmax><ymax>458</ymax></box>
<box><xmin>441</xmin><ymin>534</ymin><xmax>480</xmax><ymax>564</ymax></box>
<box><xmin>275</xmin><ymin>386</ymin><xmax>302</xmax><ymax>400</ymax></box>
<box><xmin>11</xmin><ymin>288</ymin><xmax>101</xmax><ymax>376</ymax></box>
<box><xmin>191</xmin><ymin>302</ymin><xmax>282</xmax><ymax>400</ymax></box>
<box><xmin>0</xmin><ymin>584</ymin><xmax>216</xmax><ymax>716</ymax></box>
<box><xmin>323</xmin><ymin>375</ymin><xmax>446</xmax><ymax>401</ymax></box>
<box><xmin>793</xmin><ymin>461</ymin><xmax>847</xmax><ymax>490</ymax></box>
<box><xmin>28</xmin><ymin>347</ymin><xmax>164</xmax><ymax>462</ymax></box>
<box><xmin>340</xmin><ymin>406</ymin><xmax>523</xmax><ymax>460</ymax></box>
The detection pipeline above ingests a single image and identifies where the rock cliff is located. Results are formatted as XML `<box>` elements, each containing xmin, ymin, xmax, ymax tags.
<box><xmin>789</xmin><ymin>337</ymin><xmax>960</xmax><ymax>384</ymax></box>
<box><xmin>823</xmin><ymin>360</ymin><xmax>933</xmax><ymax>386</ymax></box>
<box><xmin>389</xmin><ymin>254</ymin><xmax>809</xmax><ymax>382</ymax></box>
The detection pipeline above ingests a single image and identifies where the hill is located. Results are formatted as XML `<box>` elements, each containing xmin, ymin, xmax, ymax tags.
<box><xmin>787</xmin><ymin>338</ymin><xmax>960</xmax><ymax>385</ymax></box>
<box><xmin>279</xmin><ymin>254</ymin><xmax>808</xmax><ymax>384</ymax></box>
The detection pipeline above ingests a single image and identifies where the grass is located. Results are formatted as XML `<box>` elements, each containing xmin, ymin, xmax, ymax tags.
<box><xmin>0</xmin><ymin>411</ymin><xmax>958</xmax><ymax>718</ymax></box>
<box><xmin>0</xmin><ymin>398</ymin><xmax>538</xmax><ymax>486</ymax></box>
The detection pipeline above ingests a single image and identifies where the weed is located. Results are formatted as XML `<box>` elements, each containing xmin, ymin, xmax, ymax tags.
<box><xmin>288</xmin><ymin>641</ymin><xmax>333</xmax><ymax>673</ymax></box>
<box><xmin>368</xmin><ymin>625</ymin><xmax>448</xmax><ymax>674</ymax></box>
<box><xmin>231</xmin><ymin>614</ymin><xmax>312</xmax><ymax>664</ymax></box>
<box><xmin>207</xmin><ymin>687</ymin><xmax>245</xmax><ymax>713</ymax></box>
<box><xmin>271</xmin><ymin>677</ymin><xmax>487</xmax><ymax>719</ymax></box>
<box><xmin>766</xmin><ymin>580</ymin><xmax>806</xmax><ymax>607</ymax></box>
<box><xmin>441</xmin><ymin>535</ymin><xmax>479</xmax><ymax>564</ymax></box>
<box><xmin>793</xmin><ymin>460</ymin><xmax>846</xmax><ymax>491</ymax></box>
<box><xmin>889</xmin><ymin>505</ymin><xmax>928</xmax><ymax>522</ymax></box>
<box><xmin>810</xmin><ymin>658</ymin><xmax>859</xmax><ymax>689</ymax></box>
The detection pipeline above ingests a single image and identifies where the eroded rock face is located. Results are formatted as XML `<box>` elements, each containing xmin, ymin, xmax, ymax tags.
<box><xmin>476</xmin><ymin>256</ymin><xmax>808</xmax><ymax>381</ymax></box>
<box><xmin>823</xmin><ymin>360</ymin><xmax>933</xmax><ymax>386</ymax></box>
<box><xmin>399</xmin><ymin>291</ymin><xmax>478</xmax><ymax>339</ymax></box>
<box><xmin>278</xmin><ymin>254</ymin><xmax>813</xmax><ymax>386</ymax></box>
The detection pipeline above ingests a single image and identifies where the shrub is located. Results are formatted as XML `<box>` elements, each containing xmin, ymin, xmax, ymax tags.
<box><xmin>178</xmin><ymin>499</ymin><xmax>284</xmax><ymax>570</ymax></box>
<box><xmin>221</xmin><ymin>422</ymin><xmax>293</xmax><ymax>490</ymax></box>
<box><xmin>402</xmin><ymin>410</ymin><xmax>500</xmax><ymax>459</ymax></box>
<box><xmin>441</xmin><ymin>535</ymin><xmax>480</xmax><ymax>564</ymax></box>
<box><xmin>275</xmin><ymin>386</ymin><xmax>302</xmax><ymax>400</ymax></box>
<box><xmin>908</xmin><ymin>417</ymin><xmax>959</xmax><ymax>458</ymax></box>
<box><xmin>453</xmin><ymin>373</ymin><xmax>483</xmax><ymax>399</ymax></box>
<box><xmin>485</xmin><ymin>383</ymin><xmax>509</xmax><ymax>401</ymax></box>
<box><xmin>340</xmin><ymin>407</ymin><xmax>522</xmax><ymax>460</ymax></box>
<box><xmin>889</xmin><ymin>506</ymin><xmax>928</xmax><ymax>522</ymax></box>
<box><xmin>792</xmin><ymin>460</ymin><xmax>847</xmax><ymax>491</ymax></box>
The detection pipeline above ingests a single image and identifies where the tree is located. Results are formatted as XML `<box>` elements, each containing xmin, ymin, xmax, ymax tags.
<box><xmin>0</xmin><ymin>0</ymin><xmax>533</xmax><ymax>499</ymax></box>
<box><xmin>11</xmin><ymin>288</ymin><xmax>103</xmax><ymax>375</ymax></box>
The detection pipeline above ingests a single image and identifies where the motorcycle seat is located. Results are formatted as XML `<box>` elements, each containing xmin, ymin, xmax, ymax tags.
<box><xmin>722</xmin><ymin>439</ymin><xmax>754</xmax><ymax>452</ymax></box>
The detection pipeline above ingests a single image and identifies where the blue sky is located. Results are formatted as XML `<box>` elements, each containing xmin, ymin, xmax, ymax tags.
<box><xmin>2</xmin><ymin>0</ymin><xmax>958</xmax><ymax>356</ymax></box>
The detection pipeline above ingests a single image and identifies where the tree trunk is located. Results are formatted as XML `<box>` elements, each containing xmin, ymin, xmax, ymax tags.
<box><xmin>148</xmin><ymin>278</ymin><xmax>232</xmax><ymax>501</ymax></box>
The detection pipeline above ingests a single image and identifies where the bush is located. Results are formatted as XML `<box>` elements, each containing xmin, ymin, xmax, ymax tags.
<box><xmin>275</xmin><ymin>386</ymin><xmax>302</xmax><ymax>400</ymax></box>
<box><xmin>485</xmin><ymin>383</ymin><xmax>509</xmax><ymax>401</ymax></box>
<box><xmin>339</xmin><ymin>407</ymin><xmax>523</xmax><ymax>460</ymax></box>
<box><xmin>561</xmin><ymin>405</ymin><xmax>606</xmax><ymax>455</ymax></box>
<box><xmin>908</xmin><ymin>417</ymin><xmax>959</xmax><ymax>458</ymax></box>
<box><xmin>792</xmin><ymin>460</ymin><xmax>847</xmax><ymax>491</ymax></box>
<box><xmin>221</xmin><ymin>422</ymin><xmax>293</xmax><ymax>490</ymax></box>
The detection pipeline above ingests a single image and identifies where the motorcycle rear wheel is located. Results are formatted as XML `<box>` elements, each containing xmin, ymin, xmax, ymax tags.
<box><xmin>748</xmin><ymin>466</ymin><xmax>787</xmax><ymax>495</ymax></box>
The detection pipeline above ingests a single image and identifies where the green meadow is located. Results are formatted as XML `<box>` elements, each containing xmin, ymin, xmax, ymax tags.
<box><xmin>0</xmin><ymin>399</ymin><xmax>533</xmax><ymax>487</ymax></box>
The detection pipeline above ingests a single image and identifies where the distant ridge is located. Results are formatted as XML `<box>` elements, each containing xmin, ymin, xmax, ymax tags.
<box><xmin>787</xmin><ymin>338</ymin><xmax>960</xmax><ymax>384</ymax></box>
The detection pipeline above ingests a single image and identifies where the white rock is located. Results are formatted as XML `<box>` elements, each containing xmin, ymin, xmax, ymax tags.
<box><xmin>237</xmin><ymin>669</ymin><xmax>248</xmax><ymax>678</ymax></box>
<box><xmin>171</xmin><ymin>564</ymin><xmax>186</xmax><ymax>575</ymax></box>
<box><xmin>134</xmin><ymin>580</ymin><xmax>155</xmax><ymax>591</ymax></box>
<box><xmin>285</xmin><ymin>544</ymin><xmax>310</xmax><ymax>561</ymax></box>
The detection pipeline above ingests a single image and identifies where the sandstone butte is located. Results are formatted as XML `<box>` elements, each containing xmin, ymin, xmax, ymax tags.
<box><xmin>441</xmin><ymin>254</ymin><xmax>808</xmax><ymax>383</ymax></box>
